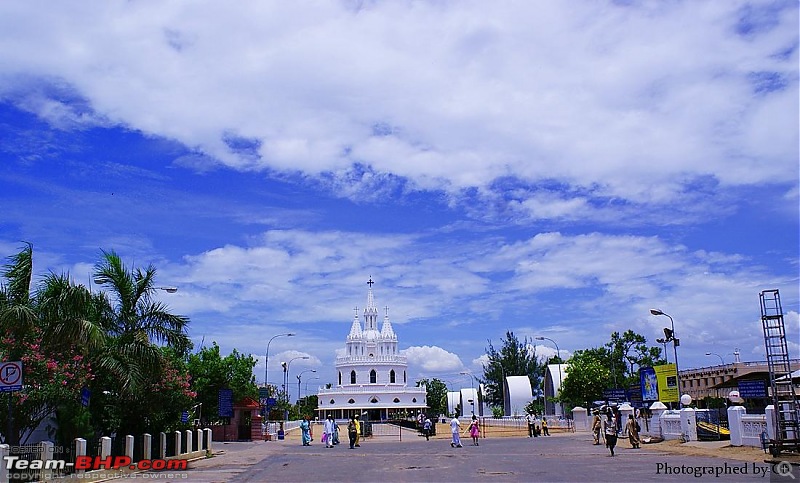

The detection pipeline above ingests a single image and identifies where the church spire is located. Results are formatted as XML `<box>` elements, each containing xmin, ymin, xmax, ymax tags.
<box><xmin>364</xmin><ymin>276</ymin><xmax>378</xmax><ymax>331</ymax></box>
<box><xmin>381</xmin><ymin>305</ymin><xmax>396</xmax><ymax>339</ymax></box>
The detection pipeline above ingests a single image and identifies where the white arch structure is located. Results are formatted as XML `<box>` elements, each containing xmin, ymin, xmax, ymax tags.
<box><xmin>542</xmin><ymin>364</ymin><xmax>569</xmax><ymax>417</ymax></box>
<box><xmin>505</xmin><ymin>375</ymin><xmax>533</xmax><ymax>417</ymax></box>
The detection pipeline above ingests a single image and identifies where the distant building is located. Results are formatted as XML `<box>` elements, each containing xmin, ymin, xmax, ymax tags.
<box><xmin>680</xmin><ymin>359</ymin><xmax>800</xmax><ymax>407</ymax></box>
<box><xmin>316</xmin><ymin>279</ymin><xmax>426</xmax><ymax>420</ymax></box>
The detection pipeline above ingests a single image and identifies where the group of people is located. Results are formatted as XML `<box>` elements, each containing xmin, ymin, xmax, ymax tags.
<box><xmin>525</xmin><ymin>414</ymin><xmax>550</xmax><ymax>437</ymax></box>
<box><xmin>299</xmin><ymin>415</ymin><xmax>362</xmax><ymax>449</ymax></box>
<box><xmin>449</xmin><ymin>415</ymin><xmax>481</xmax><ymax>447</ymax></box>
<box><xmin>591</xmin><ymin>408</ymin><xmax>641</xmax><ymax>457</ymax></box>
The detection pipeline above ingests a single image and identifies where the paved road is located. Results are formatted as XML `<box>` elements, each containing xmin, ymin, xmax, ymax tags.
<box><xmin>154</xmin><ymin>433</ymin><xmax>796</xmax><ymax>482</ymax></box>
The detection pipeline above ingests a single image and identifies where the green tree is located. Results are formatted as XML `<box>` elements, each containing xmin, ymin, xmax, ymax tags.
<box><xmin>416</xmin><ymin>378</ymin><xmax>447</xmax><ymax>418</ymax></box>
<box><xmin>480</xmin><ymin>331</ymin><xmax>545</xmax><ymax>413</ymax></box>
<box><xmin>0</xmin><ymin>245</ymin><xmax>95</xmax><ymax>445</ymax></box>
<box><xmin>89</xmin><ymin>250</ymin><xmax>193</xmax><ymax>436</ymax></box>
<box><xmin>557</xmin><ymin>347</ymin><xmax>612</xmax><ymax>411</ymax></box>
<box><xmin>605</xmin><ymin>330</ymin><xmax>664</xmax><ymax>388</ymax></box>
<box><xmin>187</xmin><ymin>342</ymin><xmax>258</xmax><ymax>424</ymax></box>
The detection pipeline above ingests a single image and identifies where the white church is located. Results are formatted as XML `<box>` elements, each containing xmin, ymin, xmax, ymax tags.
<box><xmin>316</xmin><ymin>278</ymin><xmax>427</xmax><ymax>421</ymax></box>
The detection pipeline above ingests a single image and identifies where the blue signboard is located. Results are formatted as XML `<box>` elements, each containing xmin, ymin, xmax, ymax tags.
<box><xmin>218</xmin><ymin>388</ymin><xmax>234</xmax><ymax>418</ymax></box>
<box><xmin>181</xmin><ymin>411</ymin><xmax>189</xmax><ymax>423</ymax></box>
<box><xmin>738</xmin><ymin>379</ymin><xmax>767</xmax><ymax>398</ymax></box>
<box><xmin>81</xmin><ymin>387</ymin><xmax>91</xmax><ymax>407</ymax></box>
<box><xmin>603</xmin><ymin>388</ymin><xmax>627</xmax><ymax>401</ymax></box>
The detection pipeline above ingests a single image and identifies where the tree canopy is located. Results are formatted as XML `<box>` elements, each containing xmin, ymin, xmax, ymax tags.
<box><xmin>479</xmin><ymin>331</ymin><xmax>545</xmax><ymax>412</ymax></box>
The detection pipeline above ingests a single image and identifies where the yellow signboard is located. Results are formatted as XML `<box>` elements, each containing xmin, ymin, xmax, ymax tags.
<box><xmin>654</xmin><ymin>364</ymin><xmax>678</xmax><ymax>402</ymax></box>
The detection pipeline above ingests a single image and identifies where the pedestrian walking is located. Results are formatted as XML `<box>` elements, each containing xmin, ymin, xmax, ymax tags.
<box><xmin>541</xmin><ymin>417</ymin><xmax>550</xmax><ymax>436</ymax></box>
<box><xmin>354</xmin><ymin>414</ymin><xmax>361</xmax><ymax>447</ymax></box>
<box><xmin>347</xmin><ymin>417</ymin><xmax>358</xmax><ymax>449</ymax></box>
<box><xmin>324</xmin><ymin>415</ymin><xmax>335</xmax><ymax>448</ymax></box>
<box><xmin>300</xmin><ymin>416</ymin><xmax>312</xmax><ymax>446</ymax></box>
<box><xmin>468</xmin><ymin>416</ymin><xmax>480</xmax><ymax>446</ymax></box>
<box><xmin>591</xmin><ymin>410</ymin><xmax>602</xmax><ymax>445</ymax></box>
<box><xmin>604</xmin><ymin>412</ymin><xmax>618</xmax><ymax>456</ymax></box>
<box><xmin>450</xmin><ymin>416</ymin><xmax>463</xmax><ymax>448</ymax></box>
<box><xmin>423</xmin><ymin>416</ymin><xmax>432</xmax><ymax>441</ymax></box>
<box><xmin>625</xmin><ymin>414</ymin><xmax>640</xmax><ymax>449</ymax></box>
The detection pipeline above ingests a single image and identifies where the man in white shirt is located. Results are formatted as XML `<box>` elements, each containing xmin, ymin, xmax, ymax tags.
<box><xmin>450</xmin><ymin>416</ymin><xmax>463</xmax><ymax>448</ymax></box>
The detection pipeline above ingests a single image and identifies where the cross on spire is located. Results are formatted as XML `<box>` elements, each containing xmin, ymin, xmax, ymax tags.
<box><xmin>367</xmin><ymin>277</ymin><xmax>374</xmax><ymax>287</ymax></box>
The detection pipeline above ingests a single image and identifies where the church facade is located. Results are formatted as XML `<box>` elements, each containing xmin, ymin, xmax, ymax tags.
<box><xmin>316</xmin><ymin>279</ymin><xmax>427</xmax><ymax>421</ymax></box>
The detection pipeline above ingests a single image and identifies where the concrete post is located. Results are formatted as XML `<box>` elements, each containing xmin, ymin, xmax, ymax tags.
<box><xmin>649</xmin><ymin>402</ymin><xmax>668</xmax><ymax>437</ymax></box>
<box><xmin>125</xmin><ymin>435</ymin><xmax>134</xmax><ymax>460</ymax></box>
<box><xmin>680</xmin><ymin>407</ymin><xmax>697</xmax><ymax>442</ymax></box>
<box><xmin>159</xmin><ymin>432</ymin><xmax>167</xmax><ymax>459</ymax></box>
<box><xmin>143</xmin><ymin>434</ymin><xmax>152</xmax><ymax>461</ymax></box>
<box><xmin>204</xmin><ymin>428</ymin><xmax>213</xmax><ymax>454</ymax></box>
<box><xmin>727</xmin><ymin>406</ymin><xmax>745</xmax><ymax>446</ymax></box>
<box><xmin>196</xmin><ymin>429</ymin><xmax>204</xmax><ymax>451</ymax></box>
<box><xmin>100</xmin><ymin>437</ymin><xmax>112</xmax><ymax>459</ymax></box>
<box><xmin>0</xmin><ymin>444</ymin><xmax>9</xmax><ymax>483</ymax></box>
<box><xmin>74</xmin><ymin>439</ymin><xmax>87</xmax><ymax>474</ymax></box>
<box><xmin>571</xmin><ymin>407</ymin><xmax>588</xmax><ymax>431</ymax></box>
<box><xmin>174</xmin><ymin>431</ymin><xmax>182</xmax><ymax>456</ymax></box>
<box><xmin>39</xmin><ymin>441</ymin><xmax>55</xmax><ymax>481</ymax></box>
<box><xmin>619</xmin><ymin>404</ymin><xmax>634</xmax><ymax>437</ymax></box>
<box><xmin>185</xmin><ymin>430</ymin><xmax>193</xmax><ymax>453</ymax></box>
<box><xmin>765</xmin><ymin>405</ymin><xmax>775</xmax><ymax>440</ymax></box>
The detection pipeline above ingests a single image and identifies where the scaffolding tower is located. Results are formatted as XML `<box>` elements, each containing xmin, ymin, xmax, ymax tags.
<box><xmin>760</xmin><ymin>289</ymin><xmax>799</xmax><ymax>456</ymax></box>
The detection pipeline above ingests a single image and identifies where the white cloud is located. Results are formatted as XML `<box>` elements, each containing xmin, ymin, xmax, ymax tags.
<box><xmin>402</xmin><ymin>346</ymin><xmax>463</xmax><ymax>373</ymax></box>
<box><xmin>0</xmin><ymin>1</ymin><xmax>795</xmax><ymax>218</ymax></box>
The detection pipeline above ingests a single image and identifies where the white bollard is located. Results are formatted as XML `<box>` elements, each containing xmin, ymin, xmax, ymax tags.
<box><xmin>185</xmin><ymin>430</ymin><xmax>193</xmax><ymax>454</ymax></box>
<box><xmin>159</xmin><ymin>433</ymin><xmax>167</xmax><ymax>459</ymax></box>
<box><xmin>100</xmin><ymin>437</ymin><xmax>112</xmax><ymax>459</ymax></box>
<box><xmin>39</xmin><ymin>441</ymin><xmax>55</xmax><ymax>481</ymax></box>
<box><xmin>74</xmin><ymin>438</ymin><xmax>87</xmax><ymax>474</ymax></box>
<box><xmin>143</xmin><ymin>434</ymin><xmax>152</xmax><ymax>461</ymax></box>
<box><xmin>204</xmin><ymin>428</ymin><xmax>213</xmax><ymax>454</ymax></box>
<box><xmin>174</xmin><ymin>431</ymin><xmax>181</xmax><ymax>457</ymax></box>
<box><xmin>196</xmin><ymin>429</ymin><xmax>204</xmax><ymax>451</ymax></box>
<box><xmin>125</xmin><ymin>435</ymin><xmax>134</xmax><ymax>460</ymax></box>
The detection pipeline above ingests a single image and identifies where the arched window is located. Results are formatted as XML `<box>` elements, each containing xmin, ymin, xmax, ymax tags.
<box><xmin>404</xmin><ymin>371</ymin><xmax>407</xmax><ymax>383</ymax></box>
<box><xmin>412</xmin><ymin>398</ymin><xmax>417</xmax><ymax>403</ymax></box>
<box><xmin>370</xmin><ymin>397</ymin><xmax>379</xmax><ymax>403</ymax></box>
<box><xmin>348</xmin><ymin>399</ymin><xmax>355</xmax><ymax>404</ymax></box>
<box><xmin>370</xmin><ymin>369</ymin><xmax>377</xmax><ymax>384</ymax></box>
<box><xmin>330</xmin><ymin>399</ymin><xmax>335</xmax><ymax>404</ymax></box>
<box><xmin>350</xmin><ymin>370</ymin><xmax>357</xmax><ymax>384</ymax></box>
<box><xmin>390</xmin><ymin>370</ymin><xmax>396</xmax><ymax>383</ymax></box>
<box><xmin>338</xmin><ymin>372</ymin><xmax>342</xmax><ymax>385</ymax></box>
<box><xmin>393</xmin><ymin>398</ymin><xmax>400</xmax><ymax>403</ymax></box>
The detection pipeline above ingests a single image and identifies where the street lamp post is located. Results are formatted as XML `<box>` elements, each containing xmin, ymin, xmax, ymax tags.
<box><xmin>650</xmin><ymin>309</ymin><xmax>682</xmax><ymax>407</ymax></box>
<box><xmin>535</xmin><ymin>336</ymin><xmax>563</xmax><ymax>418</ymax></box>
<box><xmin>297</xmin><ymin>369</ymin><xmax>317</xmax><ymax>403</ymax></box>
<box><xmin>705</xmin><ymin>352</ymin><xmax>724</xmax><ymax>365</ymax></box>
<box><xmin>265</xmin><ymin>333</ymin><xmax>295</xmax><ymax>394</ymax></box>
<box><xmin>656</xmin><ymin>338</ymin><xmax>669</xmax><ymax>363</ymax></box>
<box><xmin>286</xmin><ymin>356</ymin><xmax>310</xmax><ymax>404</ymax></box>
<box><xmin>459</xmin><ymin>370</ymin><xmax>477</xmax><ymax>416</ymax></box>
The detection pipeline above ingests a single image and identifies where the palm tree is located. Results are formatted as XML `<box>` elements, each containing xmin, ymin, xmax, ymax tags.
<box><xmin>90</xmin><ymin>250</ymin><xmax>192</xmax><ymax>435</ymax></box>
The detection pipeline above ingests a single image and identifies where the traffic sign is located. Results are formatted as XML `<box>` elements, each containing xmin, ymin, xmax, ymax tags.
<box><xmin>0</xmin><ymin>361</ymin><xmax>23</xmax><ymax>392</ymax></box>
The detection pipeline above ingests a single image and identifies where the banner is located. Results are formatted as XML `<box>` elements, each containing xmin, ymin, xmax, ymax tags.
<box><xmin>640</xmin><ymin>367</ymin><xmax>659</xmax><ymax>401</ymax></box>
<box><xmin>654</xmin><ymin>364</ymin><xmax>678</xmax><ymax>402</ymax></box>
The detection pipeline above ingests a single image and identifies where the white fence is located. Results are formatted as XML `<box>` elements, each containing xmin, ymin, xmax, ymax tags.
<box><xmin>572</xmin><ymin>404</ymin><xmax>777</xmax><ymax>448</ymax></box>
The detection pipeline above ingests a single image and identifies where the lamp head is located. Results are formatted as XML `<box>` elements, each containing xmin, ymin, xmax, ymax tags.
<box><xmin>534</xmin><ymin>336</ymin><xmax>545</xmax><ymax>341</ymax></box>
<box><xmin>650</xmin><ymin>309</ymin><xmax>664</xmax><ymax>316</ymax></box>
<box><xmin>656</xmin><ymin>338</ymin><xmax>667</xmax><ymax>344</ymax></box>
<box><xmin>705</xmin><ymin>352</ymin><xmax>712</xmax><ymax>356</ymax></box>
<box><xmin>162</xmin><ymin>287</ymin><xmax>178</xmax><ymax>293</ymax></box>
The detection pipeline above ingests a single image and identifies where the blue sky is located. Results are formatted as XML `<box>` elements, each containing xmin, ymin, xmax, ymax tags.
<box><xmin>1</xmin><ymin>1</ymin><xmax>798</xmax><ymax>397</ymax></box>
